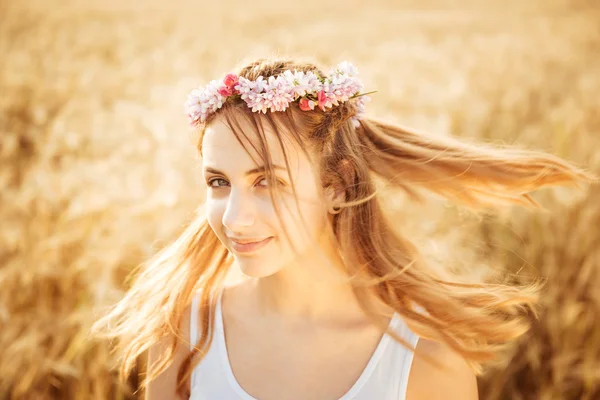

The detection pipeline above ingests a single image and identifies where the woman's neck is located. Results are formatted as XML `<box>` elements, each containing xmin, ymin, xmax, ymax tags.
<box><xmin>231</xmin><ymin>234</ymin><xmax>390</xmax><ymax>328</ymax></box>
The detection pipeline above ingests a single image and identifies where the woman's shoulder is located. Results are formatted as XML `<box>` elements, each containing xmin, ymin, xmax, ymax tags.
<box><xmin>145</xmin><ymin>300</ymin><xmax>195</xmax><ymax>399</ymax></box>
<box><xmin>406</xmin><ymin>338</ymin><xmax>478</xmax><ymax>400</ymax></box>
<box><xmin>188</xmin><ymin>283</ymin><xmax>246</xmax><ymax>332</ymax></box>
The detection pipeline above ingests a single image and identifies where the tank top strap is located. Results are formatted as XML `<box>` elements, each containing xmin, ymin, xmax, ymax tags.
<box><xmin>388</xmin><ymin>310</ymin><xmax>421</xmax><ymax>399</ymax></box>
<box><xmin>190</xmin><ymin>291</ymin><xmax>200</xmax><ymax>351</ymax></box>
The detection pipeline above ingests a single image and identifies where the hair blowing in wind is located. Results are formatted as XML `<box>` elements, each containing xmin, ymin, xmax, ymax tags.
<box><xmin>90</xmin><ymin>56</ymin><xmax>598</xmax><ymax>399</ymax></box>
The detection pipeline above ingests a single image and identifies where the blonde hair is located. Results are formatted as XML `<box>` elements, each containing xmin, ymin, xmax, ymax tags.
<box><xmin>91</xmin><ymin>56</ymin><xmax>597</xmax><ymax>399</ymax></box>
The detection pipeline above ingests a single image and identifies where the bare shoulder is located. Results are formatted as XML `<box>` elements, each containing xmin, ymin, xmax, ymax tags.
<box><xmin>406</xmin><ymin>338</ymin><xmax>479</xmax><ymax>400</ymax></box>
<box><xmin>145</xmin><ymin>302</ymin><xmax>193</xmax><ymax>400</ymax></box>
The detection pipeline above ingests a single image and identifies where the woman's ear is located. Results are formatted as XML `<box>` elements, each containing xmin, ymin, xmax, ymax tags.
<box><xmin>325</xmin><ymin>185</ymin><xmax>344</xmax><ymax>214</ymax></box>
<box><xmin>325</xmin><ymin>185</ymin><xmax>346</xmax><ymax>210</ymax></box>
<box><xmin>325</xmin><ymin>159</ymin><xmax>354</xmax><ymax>214</ymax></box>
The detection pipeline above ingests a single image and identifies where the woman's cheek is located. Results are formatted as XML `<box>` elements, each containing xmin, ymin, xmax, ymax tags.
<box><xmin>205</xmin><ymin>198</ymin><xmax>226</xmax><ymax>237</ymax></box>
<box><xmin>284</xmin><ymin>202</ymin><xmax>325</xmax><ymax>246</ymax></box>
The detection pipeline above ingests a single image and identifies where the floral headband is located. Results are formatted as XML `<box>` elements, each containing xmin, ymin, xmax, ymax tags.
<box><xmin>184</xmin><ymin>61</ymin><xmax>373</xmax><ymax>128</ymax></box>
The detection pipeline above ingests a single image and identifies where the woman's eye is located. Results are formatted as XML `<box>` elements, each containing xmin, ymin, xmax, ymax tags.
<box><xmin>257</xmin><ymin>178</ymin><xmax>284</xmax><ymax>187</ymax></box>
<box><xmin>208</xmin><ymin>178</ymin><xmax>229</xmax><ymax>188</ymax></box>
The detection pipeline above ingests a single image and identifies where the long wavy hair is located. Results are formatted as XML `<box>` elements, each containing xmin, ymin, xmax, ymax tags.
<box><xmin>91</xmin><ymin>56</ymin><xmax>597</xmax><ymax>399</ymax></box>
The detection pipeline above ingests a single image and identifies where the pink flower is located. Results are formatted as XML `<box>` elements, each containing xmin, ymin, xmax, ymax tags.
<box><xmin>217</xmin><ymin>86</ymin><xmax>233</xmax><ymax>97</ymax></box>
<box><xmin>299</xmin><ymin>98</ymin><xmax>315</xmax><ymax>111</ymax></box>
<box><xmin>223</xmin><ymin>73</ymin><xmax>239</xmax><ymax>88</ymax></box>
<box><xmin>299</xmin><ymin>98</ymin><xmax>310</xmax><ymax>111</ymax></box>
<box><xmin>317</xmin><ymin>90</ymin><xmax>327</xmax><ymax>111</ymax></box>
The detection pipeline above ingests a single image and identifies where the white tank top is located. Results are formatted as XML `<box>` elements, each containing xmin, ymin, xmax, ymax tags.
<box><xmin>189</xmin><ymin>289</ymin><xmax>420</xmax><ymax>399</ymax></box>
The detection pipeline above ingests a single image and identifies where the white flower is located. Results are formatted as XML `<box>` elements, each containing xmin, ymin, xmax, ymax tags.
<box><xmin>352</xmin><ymin>94</ymin><xmax>371</xmax><ymax>126</ymax></box>
<box><xmin>184</xmin><ymin>80</ymin><xmax>226</xmax><ymax>124</ymax></box>
<box><xmin>334</xmin><ymin>61</ymin><xmax>359</xmax><ymax>77</ymax></box>
<box><xmin>283</xmin><ymin>70</ymin><xmax>322</xmax><ymax>97</ymax></box>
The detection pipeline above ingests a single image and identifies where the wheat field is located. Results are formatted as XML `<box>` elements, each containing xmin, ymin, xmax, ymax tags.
<box><xmin>1</xmin><ymin>0</ymin><xmax>599</xmax><ymax>399</ymax></box>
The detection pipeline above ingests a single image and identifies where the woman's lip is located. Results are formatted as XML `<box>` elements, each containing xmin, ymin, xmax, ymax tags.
<box><xmin>230</xmin><ymin>237</ymin><xmax>273</xmax><ymax>254</ymax></box>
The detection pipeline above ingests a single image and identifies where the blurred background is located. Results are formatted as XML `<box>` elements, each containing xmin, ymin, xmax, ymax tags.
<box><xmin>1</xmin><ymin>0</ymin><xmax>599</xmax><ymax>399</ymax></box>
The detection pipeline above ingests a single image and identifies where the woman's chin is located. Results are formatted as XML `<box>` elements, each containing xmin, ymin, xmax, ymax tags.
<box><xmin>235</xmin><ymin>259</ymin><xmax>281</xmax><ymax>279</ymax></box>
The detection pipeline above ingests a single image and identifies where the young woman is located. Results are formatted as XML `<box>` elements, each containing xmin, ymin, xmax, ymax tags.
<box><xmin>92</xmin><ymin>57</ymin><xmax>596</xmax><ymax>400</ymax></box>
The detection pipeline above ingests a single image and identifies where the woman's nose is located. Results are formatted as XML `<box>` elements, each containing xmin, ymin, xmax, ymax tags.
<box><xmin>222</xmin><ymin>188</ymin><xmax>255</xmax><ymax>230</ymax></box>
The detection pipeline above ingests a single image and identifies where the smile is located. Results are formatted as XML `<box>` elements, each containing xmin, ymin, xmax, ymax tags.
<box><xmin>229</xmin><ymin>237</ymin><xmax>273</xmax><ymax>254</ymax></box>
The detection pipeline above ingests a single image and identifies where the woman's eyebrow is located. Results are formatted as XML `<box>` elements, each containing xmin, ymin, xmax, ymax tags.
<box><xmin>203</xmin><ymin>165</ymin><xmax>287</xmax><ymax>177</ymax></box>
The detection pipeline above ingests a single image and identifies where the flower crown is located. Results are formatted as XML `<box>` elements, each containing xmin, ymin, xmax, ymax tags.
<box><xmin>184</xmin><ymin>61</ymin><xmax>373</xmax><ymax>128</ymax></box>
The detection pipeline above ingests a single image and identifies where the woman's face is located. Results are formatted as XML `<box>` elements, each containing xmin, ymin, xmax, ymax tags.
<box><xmin>201</xmin><ymin>114</ymin><xmax>331</xmax><ymax>278</ymax></box>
